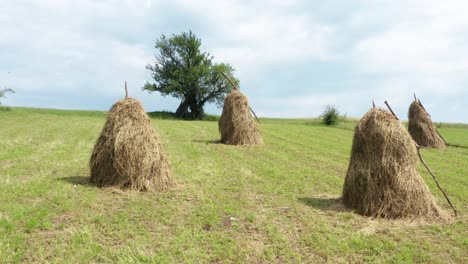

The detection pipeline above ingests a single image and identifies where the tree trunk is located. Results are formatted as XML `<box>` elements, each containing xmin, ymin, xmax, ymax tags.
<box><xmin>175</xmin><ymin>98</ymin><xmax>190</xmax><ymax>118</ymax></box>
<box><xmin>188</xmin><ymin>100</ymin><xmax>203</xmax><ymax>120</ymax></box>
<box><xmin>175</xmin><ymin>95</ymin><xmax>204</xmax><ymax>120</ymax></box>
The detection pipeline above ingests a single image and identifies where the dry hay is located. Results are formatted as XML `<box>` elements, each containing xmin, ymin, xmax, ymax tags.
<box><xmin>89</xmin><ymin>97</ymin><xmax>175</xmax><ymax>191</ymax></box>
<box><xmin>342</xmin><ymin>107</ymin><xmax>447</xmax><ymax>220</ymax></box>
<box><xmin>219</xmin><ymin>90</ymin><xmax>263</xmax><ymax>145</ymax></box>
<box><xmin>408</xmin><ymin>101</ymin><xmax>446</xmax><ymax>149</ymax></box>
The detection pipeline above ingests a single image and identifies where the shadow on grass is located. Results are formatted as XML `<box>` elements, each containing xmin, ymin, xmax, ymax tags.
<box><xmin>192</xmin><ymin>139</ymin><xmax>222</xmax><ymax>145</ymax></box>
<box><xmin>298</xmin><ymin>196</ymin><xmax>350</xmax><ymax>212</ymax></box>
<box><xmin>58</xmin><ymin>176</ymin><xmax>93</xmax><ymax>187</ymax></box>
<box><xmin>447</xmin><ymin>143</ymin><xmax>468</xmax><ymax>149</ymax></box>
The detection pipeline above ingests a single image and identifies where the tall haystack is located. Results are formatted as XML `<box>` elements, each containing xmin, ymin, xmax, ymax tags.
<box><xmin>408</xmin><ymin>100</ymin><xmax>446</xmax><ymax>149</ymax></box>
<box><xmin>219</xmin><ymin>90</ymin><xmax>263</xmax><ymax>145</ymax></box>
<box><xmin>89</xmin><ymin>95</ymin><xmax>175</xmax><ymax>191</ymax></box>
<box><xmin>342</xmin><ymin>107</ymin><xmax>447</xmax><ymax>219</ymax></box>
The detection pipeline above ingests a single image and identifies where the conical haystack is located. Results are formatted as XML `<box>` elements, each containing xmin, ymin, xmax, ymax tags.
<box><xmin>219</xmin><ymin>90</ymin><xmax>263</xmax><ymax>145</ymax></box>
<box><xmin>408</xmin><ymin>101</ymin><xmax>446</xmax><ymax>149</ymax></box>
<box><xmin>89</xmin><ymin>97</ymin><xmax>175</xmax><ymax>191</ymax></box>
<box><xmin>342</xmin><ymin>107</ymin><xmax>447</xmax><ymax>219</ymax></box>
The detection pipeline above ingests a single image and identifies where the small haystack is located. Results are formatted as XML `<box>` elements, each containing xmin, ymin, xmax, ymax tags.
<box><xmin>218</xmin><ymin>90</ymin><xmax>263</xmax><ymax>146</ymax></box>
<box><xmin>89</xmin><ymin>89</ymin><xmax>174</xmax><ymax>191</ymax></box>
<box><xmin>408</xmin><ymin>99</ymin><xmax>446</xmax><ymax>149</ymax></box>
<box><xmin>342</xmin><ymin>107</ymin><xmax>447</xmax><ymax>219</ymax></box>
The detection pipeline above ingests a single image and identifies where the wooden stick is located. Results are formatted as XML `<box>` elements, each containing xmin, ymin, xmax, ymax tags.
<box><xmin>384</xmin><ymin>100</ymin><xmax>399</xmax><ymax>120</ymax></box>
<box><xmin>416</xmin><ymin>147</ymin><xmax>457</xmax><ymax>216</ymax></box>
<box><xmin>125</xmin><ymin>81</ymin><xmax>128</xmax><ymax>98</ymax></box>
<box><xmin>418</xmin><ymin>99</ymin><xmax>431</xmax><ymax>117</ymax></box>
<box><xmin>435</xmin><ymin>130</ymin><xmax>448</xmax><ymax>145</ymax></box>
<box><xmin>416</xmin><ymin>98</ymin><xmax>447</xmax><ymax>144</ymax></box>
<box><xmin>220</xmin><ymin>71</ymin><xmax>261</xmax><ymax>124</ymax></box>
<box><xmin>249</xmin><ymin>106</ymin><xmax>261</xmax><ymax>124</ymax></box>
<box><xmin>220</xmin><ymin>71</ymin><xmax>239</xmax><ymax>90</ymax></box>
<box><xmin>414</xmin><ymin>93</ymin><xmax>417</xmax><ymax>101</ymax></box>
<box><xmin>372</xmin><ymin>100</ymin><xmax>375</xmax><ymax>108</ymax></box>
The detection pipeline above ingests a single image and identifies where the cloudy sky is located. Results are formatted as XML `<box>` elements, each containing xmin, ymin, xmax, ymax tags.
<box><xmin>1</xmin><ymin>0</ymin><xmax>467</xmax><ymax>122</ymax></box>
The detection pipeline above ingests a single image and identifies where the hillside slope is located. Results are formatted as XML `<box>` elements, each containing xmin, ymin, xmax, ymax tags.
<box><xmin>0</xmin><ymin>107</ymin><xmax>467</xmax><ymax>263</ymax></box>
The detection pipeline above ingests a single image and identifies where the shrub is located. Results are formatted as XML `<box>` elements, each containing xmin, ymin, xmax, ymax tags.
<box><xmin>322</xmin><ymin>105</ymin><xmax>340</xmax><ymax>126</ymax></box>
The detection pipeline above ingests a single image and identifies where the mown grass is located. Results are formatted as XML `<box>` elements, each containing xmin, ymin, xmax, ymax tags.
<box><xmin>0</xmin><ymin>107</ymin><xmax>467</xmax><ymax>263</ymax></box>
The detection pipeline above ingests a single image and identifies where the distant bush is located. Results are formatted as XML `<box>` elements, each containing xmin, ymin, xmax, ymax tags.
<box><xmin>321</xmin><ymin>105</ymin><xmax>340</xmax><ymax>126</ymax></box>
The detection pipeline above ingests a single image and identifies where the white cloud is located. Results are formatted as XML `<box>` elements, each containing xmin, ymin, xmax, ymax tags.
<box><xmin>171</xmin><ymin>0</ymin><xmax>333</xmax><ymax>78</ymax></box>
<box><xmin>353</xmin><ymin>1</ymin><xmax>468</xmax><ymax>75</ymax></box>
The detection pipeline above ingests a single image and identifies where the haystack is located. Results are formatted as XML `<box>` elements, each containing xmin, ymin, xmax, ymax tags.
<box><xmin>89</xmin><ymin>96</ymin><xmax>174</xmax><ymax>191</ymax></box>
<box><xmin>408</xmin><ymin>101</ymin><xmax>446</xmax><ymax>149</ymax></box>
<box><xmin>342</xmin><ymin>107</ymin><xmax>446</xmax><ymax>219</ymax></box>
<box><xmin>219</xmin><ymin>90</ymin><xmax>263</xmax><ymax>145</ymax></box>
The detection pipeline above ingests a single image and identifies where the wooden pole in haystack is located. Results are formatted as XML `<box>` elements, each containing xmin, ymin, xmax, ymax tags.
<box><xmin>417</xmin><ymin>98</ymin><xmax>431</xmax><ymax>117</ymax></box>
<box><xmin>415</xmin><ymin>96</ymin><xmax>447</xmax><ymax>145</ymax></box>
<box><xmin>416</xmin><ymin>147</ymin><xmax>457</xmax><ymax>216</ymax></box>
<box><xmin>220</xmin><ymin>72</ymin><xmax>261</xmax><ymax>124</ymax></box>
<box><xmin>125</xmin><ymin>81</ymin><xmax>128</xmax><ymax>98</ymax></box>
<box><xmin>384</xmin><ymin>100</ymin><xmax>399</xmax><ymax>120</ymax></box>
<box><xmin>385</xmin><ymin>100</ymin><xmax>457</xmax><ymax>217</ymax></box>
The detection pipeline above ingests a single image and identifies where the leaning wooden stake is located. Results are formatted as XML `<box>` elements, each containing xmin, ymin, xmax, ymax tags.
<box><xmin>220</xmin><ymin>72</ymin><xmax>238</xmax><ymax>91</ymax></box>
<box><xmin>220</xmin><ymin>72</ymin><xmax>261</xmax><ymax>124</ymax></box>
<box><xmin>248</xmin><ymin>106</ymin><xmax>261</xmax><ymax>124</ymax></box>
<box><xmin>385</xmin><ymin>100</ymin><xmax>457</xmax><ymax>217</ymax></box>
<box><xmin>436</xmin><ymin>130</ymin><xmax>448</xmax><ymax>145</ymax></box>
<box><xmin>418</xmin><ymin>99</ymin><xmax>431</xmax><ymax>117</ymax></box>
<box><xmin>372</xmin><ymin>100</ymin><xmax>375</xmax><ymax>108</ymax></box>
<box><xmin>417</xmin><ymin>98</ymin><xmax>447</xmax><ymax>144</ymax></box>
<box><xmin>125</xmin><ymin>81</ymin><xmax>128</xmax><ymax>98</ymax></box>
<box><xmin>384</xmin><ymin>100</ymin><xmax>399</xmax><ymax>120</ymax></box>
<box><xmin>417</xmin><ymin>147</ymin><xmax>457</xmax><ymax>216</ymax></box>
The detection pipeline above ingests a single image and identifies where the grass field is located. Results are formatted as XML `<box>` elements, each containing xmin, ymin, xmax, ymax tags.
<box><xmin>0</xmin><ymin>107</ymin><xmax>467</xmax><ymax>263</ymax></box>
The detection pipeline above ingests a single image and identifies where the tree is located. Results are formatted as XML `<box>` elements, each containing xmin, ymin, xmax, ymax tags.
<box><xmin>0</xmin><ymin>88</ymin><xmax>14</xmax><ymax>105</ymax></box>
<box><xmin>143</xmin><ymin>31</ymin><xmax>239</xmax><ymax>120</ymax></box>
<box><xmin>321</xmin><ymin>105</ymin><xmax>340</xmax><ymax>126</ymax></box>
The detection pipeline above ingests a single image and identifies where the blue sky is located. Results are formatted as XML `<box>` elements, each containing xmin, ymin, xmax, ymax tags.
<box><xmin>1</xmin><ymin>0</ymin><xmax>467</xmax><ymax>122</ymax></box>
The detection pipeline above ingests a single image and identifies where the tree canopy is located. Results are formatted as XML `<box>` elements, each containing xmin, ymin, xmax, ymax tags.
<box><xmin>143</xmin><ymin>31</ymin><xmax>239</xmax><ymax>119</ymax></box>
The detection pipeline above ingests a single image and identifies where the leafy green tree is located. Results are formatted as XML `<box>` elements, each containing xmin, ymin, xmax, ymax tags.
<box><xmin>144</xmin><ymin>31</ymin><xmax>238</xmax><ymax>119</ymax></box>
<box><xmin>0</xmin><ymin>88</ymin><xmax>14</xmax><ymax>105</ymax></box>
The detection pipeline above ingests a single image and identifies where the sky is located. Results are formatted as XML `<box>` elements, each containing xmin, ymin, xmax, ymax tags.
<box><xmin>1</xmin><ymin>0</ymin><xmax>468</xmax><ymax>122</ymax></box>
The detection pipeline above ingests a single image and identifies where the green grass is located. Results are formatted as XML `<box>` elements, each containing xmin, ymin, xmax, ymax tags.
<box><xmin>0</xmin><ymin>107</ymin><xmax>467</xmax><ymax>263</ymax></box>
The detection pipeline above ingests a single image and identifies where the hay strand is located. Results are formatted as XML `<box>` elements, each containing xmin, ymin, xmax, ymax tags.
<box><xmin>408</xmin><ymin>101</ymin><xmax>446</xmax><ymax>149</ymax></box>
<box><xmin>89</xmin><ymin>97</ymin><xmax>175</xmax><ymax>191</ymax></box>
<box><xmin>342</xmin><ymin>107</ymin><xmax>447</xmax><ymax>219</ymax></box>
<box><xmin>219</xmin><ymin>90</ymin><xmax>263</xmax><ymax>145</ymax></box>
